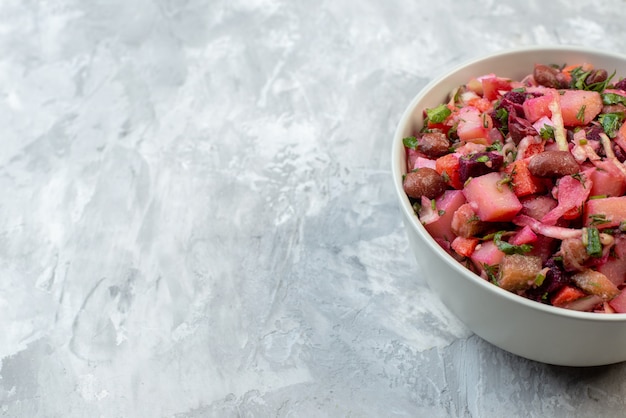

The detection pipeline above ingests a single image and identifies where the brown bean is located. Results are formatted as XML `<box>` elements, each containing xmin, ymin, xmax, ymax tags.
<box><xmin>555</xmin><ymin>72</ymin><xmax>570</xmax><ymax>89</ymax></box>
<box><xmin>403</xmin><ymin>168</ymin><xmax>447</xmax><ymax>199</ymax></box>
<box><xmin>585</xmin><ymin>69</ymin><xmax>608</xmax><ymax>86</ymax></box>
<box><xmin>533</xmin><ymin>64</ymin><xmax>560</xmax><ymax>88</ymax></box>
<box><xmin>419</xmin><ymin>132</ymin><xmax>450</xmax><ymax>158</ymax></box>
<box><xmin>602</xmin><ymin>103</ymin><xmax>626</xmax><ymax>114</ymax></box>
<box><xmin>528</xmin><ymin>151</ymin><xmax>580</xmax><ymax>178</ymax></box>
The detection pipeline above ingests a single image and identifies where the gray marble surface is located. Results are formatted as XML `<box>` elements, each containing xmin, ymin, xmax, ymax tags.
<box><xmin>2</xmin><ymin>0</ymin><xmax>626</xmax><ymax>417</ymax></box>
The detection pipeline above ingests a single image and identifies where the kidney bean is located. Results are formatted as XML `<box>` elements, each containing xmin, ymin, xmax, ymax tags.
<box><xmin>528</xmin><ymin>151</ymin><xmax>580</xmax><ymax>178</ymax></box>
<box><xmin>403</xmin><ymin>168</ymin><xmax>447</xmax><ymax>199</ymax></box>
<box><xmin>585</xmin><ymin>69</ymin><xmax>608</xmax><ymax>86</ymax></box>
<box><xmin>533</xmin><ymin>64</ymin><xmax>560</xmax><ymax>88</ymax></box>
<box><xmin>555</xmin><ymin>72</ymin><xmax>570</xmax><ymax>89</ymax></box>
<box><xmin>601</xmin><ymin>103</ymin><xmax>626</xmax><ymax>114</ymax></box>
<box><xmin>419</xmin><ymin>132</ymin><xmax>450</xmax><ymax>158</ymax></box>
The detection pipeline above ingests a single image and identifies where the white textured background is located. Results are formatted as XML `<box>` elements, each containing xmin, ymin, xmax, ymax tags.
<box><xmin>1</xmin><ymin>0</ymin><xmax>626</xmax><ymax>417</ymax></box>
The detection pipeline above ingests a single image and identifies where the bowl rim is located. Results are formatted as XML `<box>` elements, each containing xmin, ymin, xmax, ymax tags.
<box><xmin>392</xmin><ymin>44</ymin><xmax>626</xmax><ymax>322</ymax></box>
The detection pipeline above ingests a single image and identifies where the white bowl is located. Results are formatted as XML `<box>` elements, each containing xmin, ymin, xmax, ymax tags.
<box><xmin>392</xmin><ymin>45</ymin><xmax>626</xmax><ymax>367</ymax></box>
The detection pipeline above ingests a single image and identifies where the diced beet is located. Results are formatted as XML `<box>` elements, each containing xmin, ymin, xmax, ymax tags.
<box><xmin>498</xmin><ymin>90</ymin><xmax>530</xmax><ymax>118</ymax></box>
<box><xmin>463</xmin><ymin>172</ymin><xmax>523</xmax><ymax>222</ymax></box>
<box><xmin>585</xmin><ymin>124</ymin><xmax>604</xmax><ymax>142</ymax></box>
<box><xmin>458</xmin><ymin>152</ymin><xmax>504</xmax><ymax>183</ymax></box>
<box><xmin>525</xmin><ymin>258</ymin><xmax>571</xmax><ymax>302</ymax></box>
<box><xmin>614</xmin><ymin>144</ymin><xmax>626</xmax><ymax>162</ymax></box>
<box><xmin>508</xmin><ymin>115</ymin><xmax>539</xmax><ymax>144</ymax></box>
<box><xmin>614</xmin><ymin>78</ymin><xmax>626</xmax><ymax>91</ymax></box>
<box><xmin>502</xmin><ymin>90</ymin><xmax>527</xmax><ymax>105</ymax></box>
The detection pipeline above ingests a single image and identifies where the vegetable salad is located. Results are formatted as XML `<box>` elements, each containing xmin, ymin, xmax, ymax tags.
<box><xmin>403</xmin><ymin>63</ymin><xmax>626</xmax><ymax>313</ymax></box>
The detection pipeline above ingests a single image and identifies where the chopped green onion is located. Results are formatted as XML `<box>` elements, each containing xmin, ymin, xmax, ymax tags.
<box><xmin>534</xmin><ymin>273</ymin><xmax>546</xmax><ymax>287</ymax></box>
<box><xmin>586</xmin><ymin>227</ymin><xmax>603</xmax><ymax>258</ymax></box>
<box><xmin>576</xmin><ymin>105</ymin><xmax>586</xmax><ymax>123</ymax></box>
<box><xmin>588</xmin><ymin>213</ymin><xmax>610</xmax><ymax>225</ymax></box>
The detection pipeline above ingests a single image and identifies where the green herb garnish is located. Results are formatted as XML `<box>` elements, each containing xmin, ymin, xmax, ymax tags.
<box><xmin>599</xmin><ymin>112</ymin><xmax>625</xmax><ymax>138</ymax></box>
<box><xmin>412</xmin><ymin>201</ymin><xmax>421</xmax><ymax>215</ymax></box>
<box><xmin>426</xmin><ymin>104</ymin><xmax>452</xmax><ymax>124</ymax></box>
<box><xmin>486</xmin><ymin>141</ymin><xmax>503</xmax><ymax>152</ymax></box>
<box><xmin>602</xmin><ymin>92</ymin><xmax>626</xmax><ymax>106</ymax></box>
<box><xmin>539</xmin><ymin>124</ymin><xmax>555</xmax><ymax>140</ymax></box>
<box><xmin>483</xmin><ymin>263</ymin><xmax>499</xmax><ymax>285</ymax></box>
<box><xmin>493</xmin><ymin>231</ymin><xmax>533</xmax><ymax>255</ymax></box>
<box><xmin>403</xmin><ymin>136</ymin><xmax>419</xmax><ymax>150</ymax></box>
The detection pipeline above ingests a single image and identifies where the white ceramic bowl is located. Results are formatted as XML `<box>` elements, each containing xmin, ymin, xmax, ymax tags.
<box><xmin>392</xmin><ymin>45</ymin><xmax>626</xmax><ymax>367</ymax></box>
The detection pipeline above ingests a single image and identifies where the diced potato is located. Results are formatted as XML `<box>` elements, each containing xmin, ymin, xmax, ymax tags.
<box><xmin>589</xmin><ymin>163</ymin><xmax>626</xmax><ymax>198</ymax></box>
<box><xmin>523</xmin><ymin>94</ymin><xmax>553</xmax><ymax>123</ymax></box>
<box><xmin>584</xmin><ymin>196</ymin><xmax>626</xmax><ymax>229</ymax></box>
<box><xmin>456</xmin><ymin>106</ymin><xmax>493</xmax><ymax>143</ymax></box>
<box><xmin>423</xmin><ymin>190</ymin><xmax>466</xmax><ymax>242</ymax></box>
<box><xmin>481</xmin><ymin>76</ymin><xmax>513</xmax><ymax>101</ymax></box>
<box><xmin>558</xmin><ymin>90</ymin><xmax>603</xmax><ymax>126</ymax></box>
<box><xmin>463</xmin><ymin>172</ymin><xmax>523</xmax><ymax>222</ymax></box>
<box><xmin>470</xmin><ymin>240</ymin><xmax>505</xmax><ymax>275</ymax></box>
